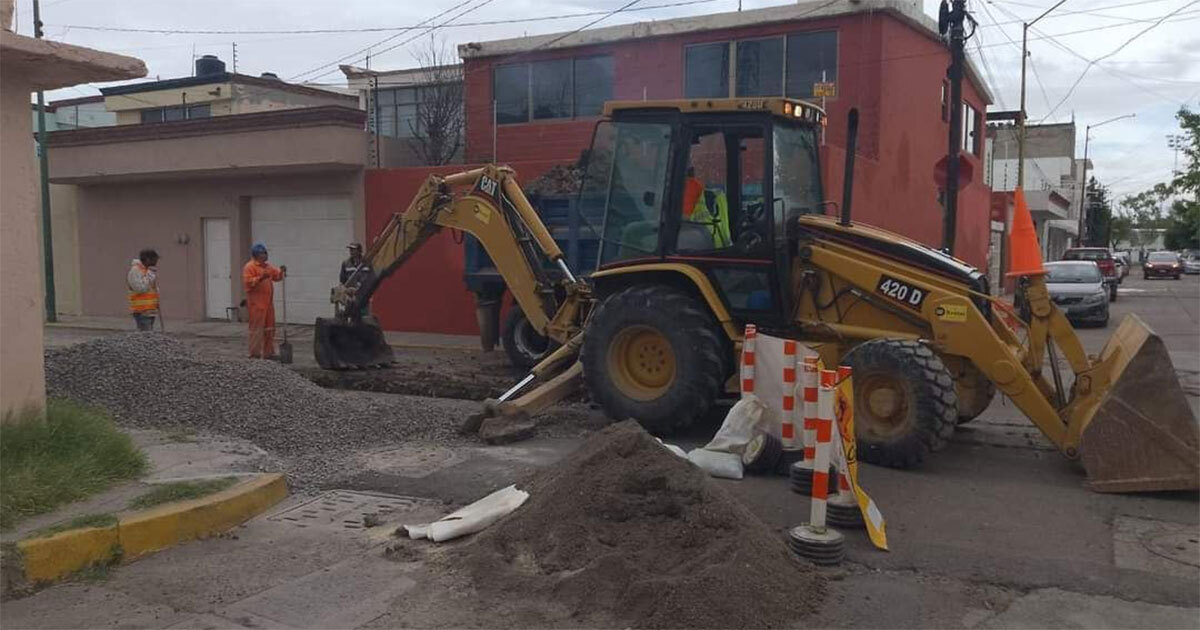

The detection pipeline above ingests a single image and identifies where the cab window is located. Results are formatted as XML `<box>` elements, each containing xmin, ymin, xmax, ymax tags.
<box><xmin>583</xmin><ymin>121</ymin><xmax>674</xmax><ymax>265</ymax></box>
<box><xmin>676</xmin><ymin>126</ymin><xmax>768</xmax><ymax>256</ymax></box>
<box><xmin>773</xmin><ymin>122</ymin><xmax>823</xmax><ymax>223</ymax></box>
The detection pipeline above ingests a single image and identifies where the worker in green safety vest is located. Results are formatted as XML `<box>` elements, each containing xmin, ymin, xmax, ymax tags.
<box><xmin>689</xmin><ymin>187</ymin><xmax>732</xmax><ymax>248</ymax></box>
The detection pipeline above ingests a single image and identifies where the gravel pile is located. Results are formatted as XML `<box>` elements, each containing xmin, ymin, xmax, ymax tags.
<box><xmin>45</xmin><ymin>333</ymin><xmax>483</xmax><ymax>485</ymax></box>
<box><xmin>451</xmin><ymin>421</ymin><xmax>824</xmax><ymax>629</ymax></box>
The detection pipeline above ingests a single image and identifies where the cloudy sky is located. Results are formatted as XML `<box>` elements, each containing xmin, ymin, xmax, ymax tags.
<box><xmin>14</xmin><ymin>0</ymin><xmax>1199</xmax><ymax>202</ymax></box>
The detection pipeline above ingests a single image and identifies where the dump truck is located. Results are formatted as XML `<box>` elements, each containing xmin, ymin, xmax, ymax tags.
<box><xmin>314</xmin><ymin>98</ymin><xmax>1198</xmax><ymax>493</ymax></box>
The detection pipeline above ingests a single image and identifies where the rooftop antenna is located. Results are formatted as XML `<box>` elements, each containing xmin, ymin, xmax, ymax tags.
<box><xmin>191</xmin><ymin>43</ymin><xmax>196</xmax><ymax>75</ymax></box>
<box><xmin>232</xmin><ymin>42</ymin><xmax>238</xmax><ymax>73</ymax></box>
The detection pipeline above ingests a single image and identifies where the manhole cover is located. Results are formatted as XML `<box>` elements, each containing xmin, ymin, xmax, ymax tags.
<box><xmin>1144</xmin><ymin>531</ymin><xmax>1200</xmax><ymax>567</ymax></box>
<box><xmin>268</xmin><ymin>490</ymin><xmax>434</xmax><ymax>532</ymax></box>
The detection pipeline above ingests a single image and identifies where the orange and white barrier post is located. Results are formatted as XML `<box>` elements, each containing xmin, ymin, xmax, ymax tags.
<box><xmin>810</xmin><ymin>369</ymin><xmax>837</xmax><ymax>529</ymax></box>
<box><xmin>781</xmin><ymin>339</ymin><xmax>798</xmax><ymax>449</ymax></box>
<box><xmin>740</xmin><ymin>324</ymin><xmax>757</xmax><ymax>396</ymax></box>
<box><xmin>801</xmin><ymin>357</ymin><xmax>819</xmax><ymax>470</ymax></box>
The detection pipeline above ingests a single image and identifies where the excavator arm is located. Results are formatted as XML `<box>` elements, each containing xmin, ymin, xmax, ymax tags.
<box><xmin>315</xmin><ymin>164</ymin><xmax>590</xmax><ymax>369</ymax></box>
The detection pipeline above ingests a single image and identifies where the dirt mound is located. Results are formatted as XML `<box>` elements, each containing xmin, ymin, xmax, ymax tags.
<box><xmin>453</xmin><ymin>421</ymin><xmax>823</xmax><ymax>628</ymax></box>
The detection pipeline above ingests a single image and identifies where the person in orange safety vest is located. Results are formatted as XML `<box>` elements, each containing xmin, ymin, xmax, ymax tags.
<box><xmin>127</xmin><ymin>248</ymin><xmax>160</xmax><ymax>331</ymax></box>
<box><xmin>242</xmin><ymin>242</ymin><xmax>286</xmax><ymax>359</ymax></box>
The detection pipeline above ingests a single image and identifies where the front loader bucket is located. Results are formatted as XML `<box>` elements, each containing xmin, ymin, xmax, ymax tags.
<box><xmin>314</xmin><ymin>316</ymin><xmax>395</xmax><ymax>370</ymax></box>
<box><xmin>1079</xmin><ymin>314</ymin><xmax>1199</xmax><ymax>492</ymax></box>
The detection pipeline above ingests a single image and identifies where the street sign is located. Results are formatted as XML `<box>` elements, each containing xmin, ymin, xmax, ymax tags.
<box><xmin>813</xmin><ymin>82</ymin><xmax>837</xmax><ymax>98</ymax></box>
<box><xmin>934</xmin><ymin>154</ymin><xmax>974</xmax><ymax>189</ymax></box>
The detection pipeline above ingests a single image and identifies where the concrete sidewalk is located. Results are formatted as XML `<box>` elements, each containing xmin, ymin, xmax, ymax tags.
<box><xmin>46</xmin><ymin>315</ymin><xmax>481</xmax><ymax>351</ymax></box>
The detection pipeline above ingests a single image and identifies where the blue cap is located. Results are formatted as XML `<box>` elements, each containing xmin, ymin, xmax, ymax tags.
<box><xmin>250</xmin><ymin>242</ymin><xmax>267</xmax><ymax>255</ymax></box>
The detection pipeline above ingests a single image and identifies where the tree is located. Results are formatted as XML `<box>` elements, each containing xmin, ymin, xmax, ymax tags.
<box><xmin>406</xmin><ymin>36</ymin><xmax>463</xmax><ymax>166</ymax></box>
<box><xmin>1126</xmin><ymin>108</ymin><xmax>1200</xmax><ymax>251</ymax></box>
<box><xmin>1083</xmin><ymin>177</ymin><xmax>1113</xmax><ymax>247</ymax></box>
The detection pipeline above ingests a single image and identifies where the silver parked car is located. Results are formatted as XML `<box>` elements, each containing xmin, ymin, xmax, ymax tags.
<box><xmin>1016</xmin><ymin>261</ymin><xmax>1110</xmax><ymax>327</ymax></box>
<box><xmin>1184</xmin><ymin>253</ymin><xmax>1200</xmax><ymax>275</ymax></box>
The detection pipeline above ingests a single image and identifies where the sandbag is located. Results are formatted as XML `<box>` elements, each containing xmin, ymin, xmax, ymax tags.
<box><xmin>405</xmin><ymin>484</ymin><xmax>529</xmax><ymax>542</ymax></box>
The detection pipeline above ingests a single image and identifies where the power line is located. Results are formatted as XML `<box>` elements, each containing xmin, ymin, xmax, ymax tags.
<box><xmin>288</xmin><ymin>0</ymin><xmax>480</xmax><ymax>81</ymax></box>
<box><xmin>1038</xmin><ymin>0</ymin><xmax>1199</xmax><ymax>121</ymax></box>
<box><xmin>48</xmin><ymin>0</ymin><xmax>720</xmax><ymax>35</ymax></box>
<box><xmin>304</xmin><ymin>0</ymin><xmax>504</xmax><ymax>83</ymax></box>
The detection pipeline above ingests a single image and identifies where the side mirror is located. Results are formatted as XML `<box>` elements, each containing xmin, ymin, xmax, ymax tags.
<box><xmin>643</xmin><ymin>191</ymin><xmax>656</xmax><ymax>207</ymax></box>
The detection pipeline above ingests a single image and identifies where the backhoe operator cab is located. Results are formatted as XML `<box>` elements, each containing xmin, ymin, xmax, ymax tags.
<box><xmin>577</xmin><ymin>99</ymin><xmax>829</xmax><ymax>433</ymax></box>
<box><xmin>582</xmin><ymin>99</ymin><xmax>824</xmax><ymax>330</ymax></box>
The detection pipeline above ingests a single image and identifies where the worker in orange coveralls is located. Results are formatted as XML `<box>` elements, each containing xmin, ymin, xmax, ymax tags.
<box><xmin>242</xmin><ymin>242</ymin><xmax>286</xmax><ymax>359</ymax></box>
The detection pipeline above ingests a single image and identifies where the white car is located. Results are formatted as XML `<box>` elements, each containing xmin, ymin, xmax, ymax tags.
<box><xmin>1184</xmin><ymin>255</ymin><xmax>1200</xmax><ymax>275</ymax></box>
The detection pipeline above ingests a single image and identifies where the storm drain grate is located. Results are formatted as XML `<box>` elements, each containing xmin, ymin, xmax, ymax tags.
<box><xmin>269</xmin><ymin>490</ymin><xmax>433</xmax><ymax>532</ymax></box>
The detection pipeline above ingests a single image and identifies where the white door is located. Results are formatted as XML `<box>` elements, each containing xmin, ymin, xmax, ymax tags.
<box><xmin>203</xmin><ymin>218</ymin><xmax>232</xmax><ymax>319</ymax></box>
<box><xmin>251</xmin><ymin>195</ymin><xmax>353</xmax><ymax>324</ymax></box>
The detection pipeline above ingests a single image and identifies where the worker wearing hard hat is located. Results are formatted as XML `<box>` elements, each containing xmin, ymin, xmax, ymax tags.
<box><xmin>242</xmin><ymin>242</ymin><xmax>286</xmax><ymax>359</ymax></box>
<box><xmin>339</xmin><ymin>242</ymin><xmax>376</xmax><ymax>318</ymax></box>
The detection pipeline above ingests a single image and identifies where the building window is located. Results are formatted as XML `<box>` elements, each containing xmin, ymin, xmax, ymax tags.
<box><xmin>685</xmin><ymin>32</ymin><xmax>837</xmax><ymax>100</ymax></box>
<box><xmin>574</xmin><ymin>56</ymin><xmax>613</xmax><ymax>117</ymax></box>
<box><xmin>785</xmin><ymin>31</ymin><xmax>838</xmax><ymax>99</ymax></box>
<box><xmin>493</xmin><ymin>54</ymin><xmax>614</xmax><ymax>124</ymax></box>
<box><xmin>963</xmin><ymin>103</ymin><xmax>980</xmax><ymax>155</ymax></box>
<box><xmin>140</xmin><ymin>104</ymin><xmax>212</xmax><ymax>124</ymax></box>
<box><xmin>685</xmin><ymin>42</ymin><xmax>729</xmax><ymax>99</ymax></box>
<box><xmin>736</xmin><ymin>38</ymin><xmax>784</xmax><ymax>97</ymax></box>
<box><xmin>494</xmin><ymin>64</ymin><xmax>530</xmax><ymax>125</ymax></box>
<box><xmin>532</xmin><ymin>59</ymin><xmax>572</xmax><ymax>120</ymax></box>
<box><xmin>375</xmin><ymin>87</ymin><xmax>421</xmax><ymax>138</ymax></box>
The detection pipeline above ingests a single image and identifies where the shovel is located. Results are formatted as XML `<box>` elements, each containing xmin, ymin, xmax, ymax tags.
<box><xmin>279</xmin><ymin>271</ymin><xmax>293</xmax><ymax>364</ymax></box>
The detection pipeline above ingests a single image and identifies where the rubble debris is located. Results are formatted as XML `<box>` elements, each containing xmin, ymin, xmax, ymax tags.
<box><xmin>42</xmin><ymin>333</ymin><xmax>564</xmax><ymax>486</ymax></box>
<box><xmin>452</xmin><ymin>421</ymin><xmax>824</xmax><ymax>629</ymax></box>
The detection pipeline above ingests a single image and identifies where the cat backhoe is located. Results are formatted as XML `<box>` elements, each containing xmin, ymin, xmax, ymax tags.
<box><xmin>315</xmin><ymin>97</ymin><xmax>1197</xmax><ymax>493</ymax></box>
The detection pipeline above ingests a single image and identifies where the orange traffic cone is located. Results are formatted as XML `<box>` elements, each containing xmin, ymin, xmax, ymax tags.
<box><xmin>1006</xmin><ymin>187</ymin><xmax>1045</xmax><ymax>277</ymax></box>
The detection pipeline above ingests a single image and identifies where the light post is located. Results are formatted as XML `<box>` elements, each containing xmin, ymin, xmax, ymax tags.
<box><xmin>1017</xmin><ymin>0</ymin><xmax>1067</xmax><ymax>189</ymax></box>
<box><xmin>1078</xmin><ymin>113</ymin><xmax>1136</xmax><ymax>244</ymax></box>
<box><xmin>1167</xmin><ymin>133</ymin><xmax>1185</xmax><ymax>175</ymax></box>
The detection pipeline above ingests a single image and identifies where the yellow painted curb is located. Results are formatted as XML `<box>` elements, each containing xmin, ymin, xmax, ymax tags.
<box><xmin>17</xmin><ymin>525</ymin><xmax>120</xmax><ymax>583</ymax></box>
<box><xmin>17</xmin><ymin>474</ymin><xmax>287</xmax><ymax>584</ymax></box>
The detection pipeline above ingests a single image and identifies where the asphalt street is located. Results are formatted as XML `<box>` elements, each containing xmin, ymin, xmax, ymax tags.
<box><xmin>7</xmin><ymin>274</ymin><xmax>1198</xmax><ymax>629</ymax></box>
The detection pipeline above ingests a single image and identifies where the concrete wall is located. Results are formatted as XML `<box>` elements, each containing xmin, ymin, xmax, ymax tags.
<box><xmin>49</xmin><ymin>121</ymin><xmax>367</xmax><ymax>183</ymax></box>
<box><xmin>0</xmin><ymin>67</ymin><xmax>46</xmax><ymax>418</ymax></box>
<box><xmin>34</xmin><ymin>184</ymin><xmax>83</xmax><ymax>316</ymax></box>
<box><xmin>75</xmin><ymin>171</ymin><xmax>364</xmax><ymax>321</ymax></box>
<box><xmin>231</xmin><ymin>82</ymin><xmax>355</xmax><ymax>115</ymax></box>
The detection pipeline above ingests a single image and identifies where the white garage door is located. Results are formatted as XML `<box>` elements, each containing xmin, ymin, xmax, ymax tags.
<box><xmin>251</xmin><ymin>195</ymin><xmax>353</xmax><ymax>324</ymax></box>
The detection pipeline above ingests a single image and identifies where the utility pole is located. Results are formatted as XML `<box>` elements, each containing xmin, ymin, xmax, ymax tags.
<box><xmin>1077</xmin><ymin>113</ymin><xmax>1135</xmax><ymax>244</ymax></box>
<box><xmin>1017</xmin><ymin>0</ymin><xmax>1067</xmax><ymax>189</ymax></box>
<box><xmin>940</xmin><ymin>0</ymin><xmax>967</xmax><ymax>254</ymax></box>
<box><xmin>33</xmin><ymin>0</ymin><xmax>56</xmax><ymax>322</ymax></box>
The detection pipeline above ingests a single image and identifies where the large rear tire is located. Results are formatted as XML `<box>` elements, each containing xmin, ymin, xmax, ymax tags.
<box><xmin>843</xmin><ymin>339</ymin><xmax>957</xmax><ymax>468</ymax></box>
<box><xmin>582</xmin><ymin>285</ymin><xmax>725</xmax><ymax>435</ymax></box>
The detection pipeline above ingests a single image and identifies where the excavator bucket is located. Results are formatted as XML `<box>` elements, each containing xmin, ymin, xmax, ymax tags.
<box><xmin>1079</xmin><ymin>314</ymin><xmax>1199</xmax><ymax>492</ymax></box>
<box><xmin>313</xmin><ymin>316</ymin><xmax>395</xmax><ymax>370</ymax></box>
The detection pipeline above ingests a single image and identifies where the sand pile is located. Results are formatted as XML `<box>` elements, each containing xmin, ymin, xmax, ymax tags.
<box><xmin>454</xmin><ymin>421</ymin><xmax>824</xmax><ymax>629</ymax></box>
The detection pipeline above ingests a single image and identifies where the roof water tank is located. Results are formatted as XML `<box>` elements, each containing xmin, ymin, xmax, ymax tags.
<box><xmin>260</xmin><ymin>72</ymin><xmax>279</xmax><ymax>80</ymax></box>
<box><xmin>195</xmin><ymin>55</ymin><xmax>226</xmax><ymax>77</ymax></box>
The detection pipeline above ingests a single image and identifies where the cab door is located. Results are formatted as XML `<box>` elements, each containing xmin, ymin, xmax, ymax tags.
<box><xmin>666</xmin><ymin>117</ymin><xmax>784</xmax><ymax>328</ymax></box>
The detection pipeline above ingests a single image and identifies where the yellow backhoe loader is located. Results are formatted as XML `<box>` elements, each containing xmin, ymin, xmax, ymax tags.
<box><xmin>314</xmin><ymin>98</ymin><xmax>1197</xmax><ymax>493</ymax></box>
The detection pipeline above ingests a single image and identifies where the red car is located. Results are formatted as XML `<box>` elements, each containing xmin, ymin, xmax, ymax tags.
<box><xmin>1062</xmin><ymin>247</ymin><xmax>1119</xmax><ymax>301</ymax></box>
<box><xmin>1143</xmin><ymin>251</ymin><xmax>1183</xmax><ymax>280</ymax></box>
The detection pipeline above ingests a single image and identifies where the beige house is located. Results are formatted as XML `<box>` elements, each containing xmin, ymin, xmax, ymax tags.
<box><xmin>48</xmin><ymin>106</ymin><xmax>369</xmax><ymax>326</ymax></box>
<box><xmin>44</xmin><ymin>56</ymin><xmax>371</xmax><ymax>327</ymax></box>
<box><xmin>0</xmin><ymin>2</ymin><xmax>145</xmax><ymax>418</ymax></box>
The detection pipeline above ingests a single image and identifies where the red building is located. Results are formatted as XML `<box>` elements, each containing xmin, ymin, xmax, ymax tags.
<box><xmin>367</xmin><ymin>0</ymin><xmax>994</xmax><ymax>335</ymax></box>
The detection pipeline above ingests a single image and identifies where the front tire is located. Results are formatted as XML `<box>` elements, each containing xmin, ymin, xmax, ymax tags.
<box><xmin>843</xmin><ymin>339</ymin><xmax>958</xmax><ymax>468</ymax></box>
<box><xmin>582</xmin><ymin>286</ymin><xmax>726</xmax><ymax>435</ymax></box>
<box><xmin>1109</xmin><ymin>284</ymin><xmax>1118</xmax><ymax>301</ymax></box>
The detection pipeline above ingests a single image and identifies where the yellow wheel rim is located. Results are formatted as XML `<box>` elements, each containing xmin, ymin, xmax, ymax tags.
<box><xmin>858</xmin><ymin>373</ymin><xmax>911</xmax><ymax>439</ymax></box>
<box><xmin>607</xmin><ymin>325</ymin><xmax>676</xmax><ymax>401</ymax></box>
